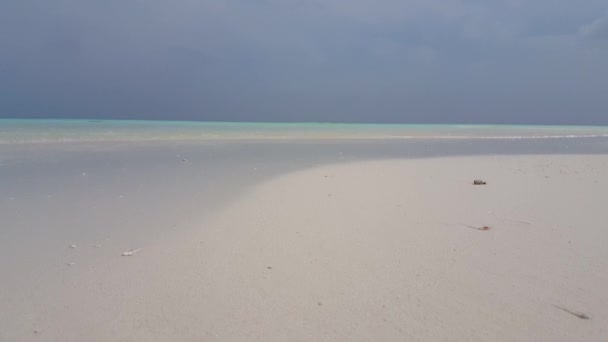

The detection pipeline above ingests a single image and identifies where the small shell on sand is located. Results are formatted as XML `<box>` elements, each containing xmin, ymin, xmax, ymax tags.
<box><xmin>69</xmin><ymin>244</ymin><xmax>77</xmax><ymax>249</ymax></box>
<box><xmin>121</xmin><ymin>248</ymin><xmax>142</xmax><ymax>256</ymax></box>
<box><xmin>66</xmin><ymin>262</ymin><xmax>76</xmax><ymax>266</ymax></box>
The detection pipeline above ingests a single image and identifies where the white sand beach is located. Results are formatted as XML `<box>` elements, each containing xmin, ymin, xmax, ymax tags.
<box><xmin>1</xmin><ymin>147</ymin><xmax>607</xmax><ymax>341</ymax></box>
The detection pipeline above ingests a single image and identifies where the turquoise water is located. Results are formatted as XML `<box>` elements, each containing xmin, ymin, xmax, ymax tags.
<box><xmin>2</xmin><ymin>119</ymin><xmax>608</xmax><ymax>143</ymax></box>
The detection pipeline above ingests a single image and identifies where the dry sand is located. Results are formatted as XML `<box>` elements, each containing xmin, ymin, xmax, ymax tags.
<box><xmin>2</xmin><ymin>155</ymin><xmax>608</xmax><ymax>341</ymax></box>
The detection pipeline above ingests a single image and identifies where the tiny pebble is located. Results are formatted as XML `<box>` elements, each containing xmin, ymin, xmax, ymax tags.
<box><xmin>66</xmin><ymin>262</ymin><xmax>76</xmax><ymax>266</ymax></box>
<box><xmin>69</xmin><ymin>244</ymin><xmax>77</xmax><ymax>249</ymax></box>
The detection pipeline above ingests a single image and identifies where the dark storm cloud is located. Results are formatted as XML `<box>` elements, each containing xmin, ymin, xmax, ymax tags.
<box><xmin>1</xmin><ymin>0</ymin><xmax>607</xmax><ymax>124</ymax></box>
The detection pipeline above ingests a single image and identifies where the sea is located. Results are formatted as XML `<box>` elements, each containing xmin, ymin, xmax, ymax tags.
<box><xmin>2</xmin><ymin>119</ymin><xmax>608</xmax><ymax>144</ymax></box>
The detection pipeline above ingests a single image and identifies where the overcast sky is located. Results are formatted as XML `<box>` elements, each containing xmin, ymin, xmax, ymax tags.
<box><xmin>1</xmin><ymin>0</ymin><xmax>607</xmax><ymax>124</ymax></box>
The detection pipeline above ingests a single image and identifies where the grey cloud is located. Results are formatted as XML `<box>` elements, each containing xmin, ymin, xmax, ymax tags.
<box><xmin>1</xmin><ymin>0</ymin><xmax>608</xmax><ymax>124</ymax></box>
<box><xmin>580</xmin><ymin>17</ymin><xmax>608</xmax><ymax>39</ymax></box>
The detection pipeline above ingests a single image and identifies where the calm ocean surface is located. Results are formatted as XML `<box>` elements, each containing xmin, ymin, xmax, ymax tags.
<box><xmin>2</xmin><ymin>119</ymin><xmax>608</xmax><ymax>143</ymax></box>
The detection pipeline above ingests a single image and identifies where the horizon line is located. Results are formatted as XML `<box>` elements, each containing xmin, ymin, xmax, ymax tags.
<box><xmin>2</xmin><ymin>118</ymin><xmax>608</xmax><ymax>128</ymax></box>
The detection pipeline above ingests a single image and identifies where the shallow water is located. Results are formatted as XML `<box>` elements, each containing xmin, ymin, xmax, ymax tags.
<box><xmin>2</xmin><ymin>119</ymin><xmax>608</xmax><ymax>143</ymax></box>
